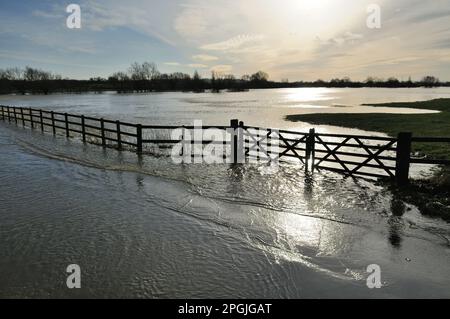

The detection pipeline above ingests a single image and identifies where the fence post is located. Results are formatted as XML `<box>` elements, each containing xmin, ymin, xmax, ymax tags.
<box><xmin>230</xmin><ymin>119</ymin><xmax>239</xmax><ymax>164</ymax></box>
<box><xmin>29</xmin><ymin>108</ymin><xmax>34</xmax><ymax>129</ymax></box>
<box><xmin>116</xmin><ymin>120</ymin><xmax>122</xmax><ymax>150</ymax></box>
<box><xmin>7</xmin><ymin>106</ymin><xmax>11</xmax><ymax>123</ymax></box>
<box><xmin>14</xmin><ymin>107</ymin><xmax>17</xmax><ymax>125</ymax></box>
<box><xmin>239</xmin><ymin>121</ymin><xmax>245</xmax><ymax>162</ymax></box>
<box><xmin>136</xmin><ymin>124</ymin><xmax>143</xmax><ymax>154</ymax></box>
<box><xmin>21</xmin><ymin>108</ymin><xmax>25</xmax><ymax>126</ymax></box>
<box><xmin>180</xmin><ymin>126</ymin><xmax>185</xmax><ymax>157</ymax></box>
<box><xmin>51</xmin><ymin>111</ymin><xmax>56</xmax><ymax>135</ymax></box>
<box><xmin>1</xmin><ymin>106</ymin><xmax>4</xmax><ymax>121</ymax></box>
<box><xmin>81</xmin><ymin>115</ymin><xmax>86</xmax><ymax>142</ymax></box>
<box><xmin>100</xmin><ymin>118</ymin><xmax>106</xmax><ymax>147</ymax></box>
<box><xmin>64</xmin><ymin>113</ymin><xmax>69</xmax><ymax>137</ymax></box>
<box><xmin>395</xmin><ymin>132</ymin><xmax>412</xmax><ymax>185</ymax></box>
<box><xmin>39</xmin><ymin>110</ymin><xmax>44</xmax><ymax>132</ymax></box>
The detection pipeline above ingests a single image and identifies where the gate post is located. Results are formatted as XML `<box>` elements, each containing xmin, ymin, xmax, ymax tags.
<box><xmin>230</xmin><ymin>119</ymin><xmax>244</xmax><ymax>164</ymax></box>
<box><xmin>305</xmin><ymin>133</ymin><xmax>310</xmax><ymax>171</ymax></box>
<box><xmin>311</xmin><ymin>129</ymin><xmax>316</xmax><ymax>172</ymax></box>
<box><xmin>395</xmin><ymin>132</ymin><xmax>412</xmax><ymax>185</ymax></box>
<box><xmin>230</xmin><ymin>119</ymin><xmax>238</xmax><ymax>163</ymax></box>
<box><xmin>305</xmin><ymin>128</ymin><xmax>315</xmax><ymax>172</ymax></box>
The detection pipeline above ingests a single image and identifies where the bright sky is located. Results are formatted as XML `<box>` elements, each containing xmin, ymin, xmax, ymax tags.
<box><xmin>0</xmin><ymin>0</ymin><xmax>449</xmax><ymax>80</ymax></box>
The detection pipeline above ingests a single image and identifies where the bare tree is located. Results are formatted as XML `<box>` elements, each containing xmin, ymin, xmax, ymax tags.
<box><xmin>422</xmin><ymin>76</ymin><xmax>439</xmax><ymax>88</ymax></box>
<box><xmin>142</xmin><ymin>62</ymin><xmax>159</xmax><ymax>80</ymax></box>
<box><xmin>0</xmin><ymin>67</ymin><xmax>23</xmax><ymax>80</ymax></box>
<box><xmin>110</xmin><ymin>71</ymin><xmax>129</xmax><ymax>81</ymax></box>
<box><xmin>128</xmin><ymin>62</ymin><xmax>159</xmax><ymax>80</ymax></box>
<box><xmin>251</xmin><ymin>71</ymin><xmax>269</xmax><ymax>82</ymax></box>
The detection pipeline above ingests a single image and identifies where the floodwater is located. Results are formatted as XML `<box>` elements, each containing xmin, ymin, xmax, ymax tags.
<box><xmin>1</xmin><ymin>88</ymin><xmax>450</xmax><ymax>298</ymax></box>
<box><xmin>1</xmin><ymin>87</ymin><xmax>449</xmax><ymax>129</ymax></box>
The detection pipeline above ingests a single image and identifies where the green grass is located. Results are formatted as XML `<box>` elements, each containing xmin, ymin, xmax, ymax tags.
<box><xmin>286</xmin><ymin>98</ymin><xmax>450</xmax><ymax>159</ymax></box>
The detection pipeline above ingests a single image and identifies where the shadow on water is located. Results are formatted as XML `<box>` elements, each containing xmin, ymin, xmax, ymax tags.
<box><xmin>227</xmin><ymin>163</ymin><xmax>245</xmax><ymax>196</ymax></box>
<box><xmin>135</xmin><ymin>154</ymin><xmax>145</xmax><ymax>188</ymax></box>
<box><xmin>302</xmin><ymin>172</ymin><xmax>315</xmax><ymax>217</ymax></box>
<box><xmin>388</xmin><ymin>198</ymin><xmax>407</xmax><ymax>248</ymax></box>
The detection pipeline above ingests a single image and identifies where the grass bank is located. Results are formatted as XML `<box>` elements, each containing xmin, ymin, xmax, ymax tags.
<box><xmin>286</xmin><ymin>98</ymin><xmax>450</xmax><ymax>221</ymax></box>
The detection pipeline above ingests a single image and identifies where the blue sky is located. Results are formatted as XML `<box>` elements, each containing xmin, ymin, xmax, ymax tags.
<box><xmin>1</xmin><ymin>0</ymin><xmax>449</xmax><ymax>80</ymax></box>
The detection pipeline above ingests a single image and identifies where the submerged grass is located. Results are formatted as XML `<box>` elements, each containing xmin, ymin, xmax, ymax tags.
<box><xmin>286</xmin><ymin>98</ymin><xmax>450</xmax><ymax>221</ymax></box>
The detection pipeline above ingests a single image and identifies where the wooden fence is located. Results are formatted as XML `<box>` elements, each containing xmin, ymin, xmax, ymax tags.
<box><xmin>1</xmin><ymin>105</ymin><xmax>449</xmax><ymax>185</ymax></box>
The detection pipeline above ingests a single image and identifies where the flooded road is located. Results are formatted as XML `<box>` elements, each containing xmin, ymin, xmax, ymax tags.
<box><xmin>1</xmin><ymin>88</ymin><xmax>450</xmax><ymax>298</ymax></box>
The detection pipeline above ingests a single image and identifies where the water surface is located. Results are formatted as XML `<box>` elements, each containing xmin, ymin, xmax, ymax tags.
<box><xmin>1</xmin><ymin>87</ymin><xmax>449</xmax><ymax>130</ymax></box>
<box><xmin>1</xmin><ymin>88</ymin><xmax>450</xmax><ymax>298</ymax></box>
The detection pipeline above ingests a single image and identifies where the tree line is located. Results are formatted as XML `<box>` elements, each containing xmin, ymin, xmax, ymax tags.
<box><xmin>0</xmin><ymin>62</ymin><xmax>447</xmax><ymax>95</ymax></box>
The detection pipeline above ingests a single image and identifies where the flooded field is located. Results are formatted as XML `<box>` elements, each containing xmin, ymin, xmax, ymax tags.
<box><xmin>1</xmin><ymin>87</ymin><xmax>449</xmax><ymax>129</ymax></box>
<box><xmin>1</xmin><ymin>88</ymin><xmax>450</xmax><ymax>298</ymax></box>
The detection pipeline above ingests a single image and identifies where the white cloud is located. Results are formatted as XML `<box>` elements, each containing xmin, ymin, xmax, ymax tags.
<box><xmin>3</xmin><ymin>0</ymin><xmax>450</xmax><ymax>80</ymax></box>
<box><xmin>187</xmin><ymin>63</ymin><xmax>208</xmax><ymax>68</ymax></box>
<box><xmin>32</xmin><ymin>10</ymin><xmax>62</xmax><ymax>19</ymax></box>
<box><xmin>210</xmin><ymin>64</ymin><xmax>233</xmax><ymax>74</ymax></box>
<box><xmin>69</xmin><ymin>0</ymin><xmax>178</xmax><ymax>45</ymax></box>
<box><xmin>201</xmin><ymin>34</ymin><xmax>265</xmax><ymax>51</ymax></box>
<box><xmin>165</xmin><ymin>62</ymin><xmax>208</xmax><ymax>68</ymax></box>
<box><xmin>164</xmin><ymin>62</ymin><xmax>181</xmax><ymax>66</ymax></box>
<box><xmin>317</xmin><ymin>32</ymin><xmax>364</xmax><ymax>46</ymax></box>
<box><xmin>192</xmin><ymin>54</ymin><xmax>218</xmax><ymax>61</ymax></box>
<box><xmin>174</xmin><ymin>4</ymin><xmax>209</xmax><ymax>39</ymax></box>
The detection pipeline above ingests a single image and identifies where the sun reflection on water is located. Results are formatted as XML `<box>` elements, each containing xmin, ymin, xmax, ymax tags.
<box><xmin>284</xmin><ymin>88</ymin><xmax>336</xmax><ymax>103</ymax></box>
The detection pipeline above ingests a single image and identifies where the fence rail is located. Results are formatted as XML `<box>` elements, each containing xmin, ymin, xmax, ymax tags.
<box><xmin>1</xmin><ymin>105</ymin><xmax>449</xmax><ymax>185</ymax></box>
